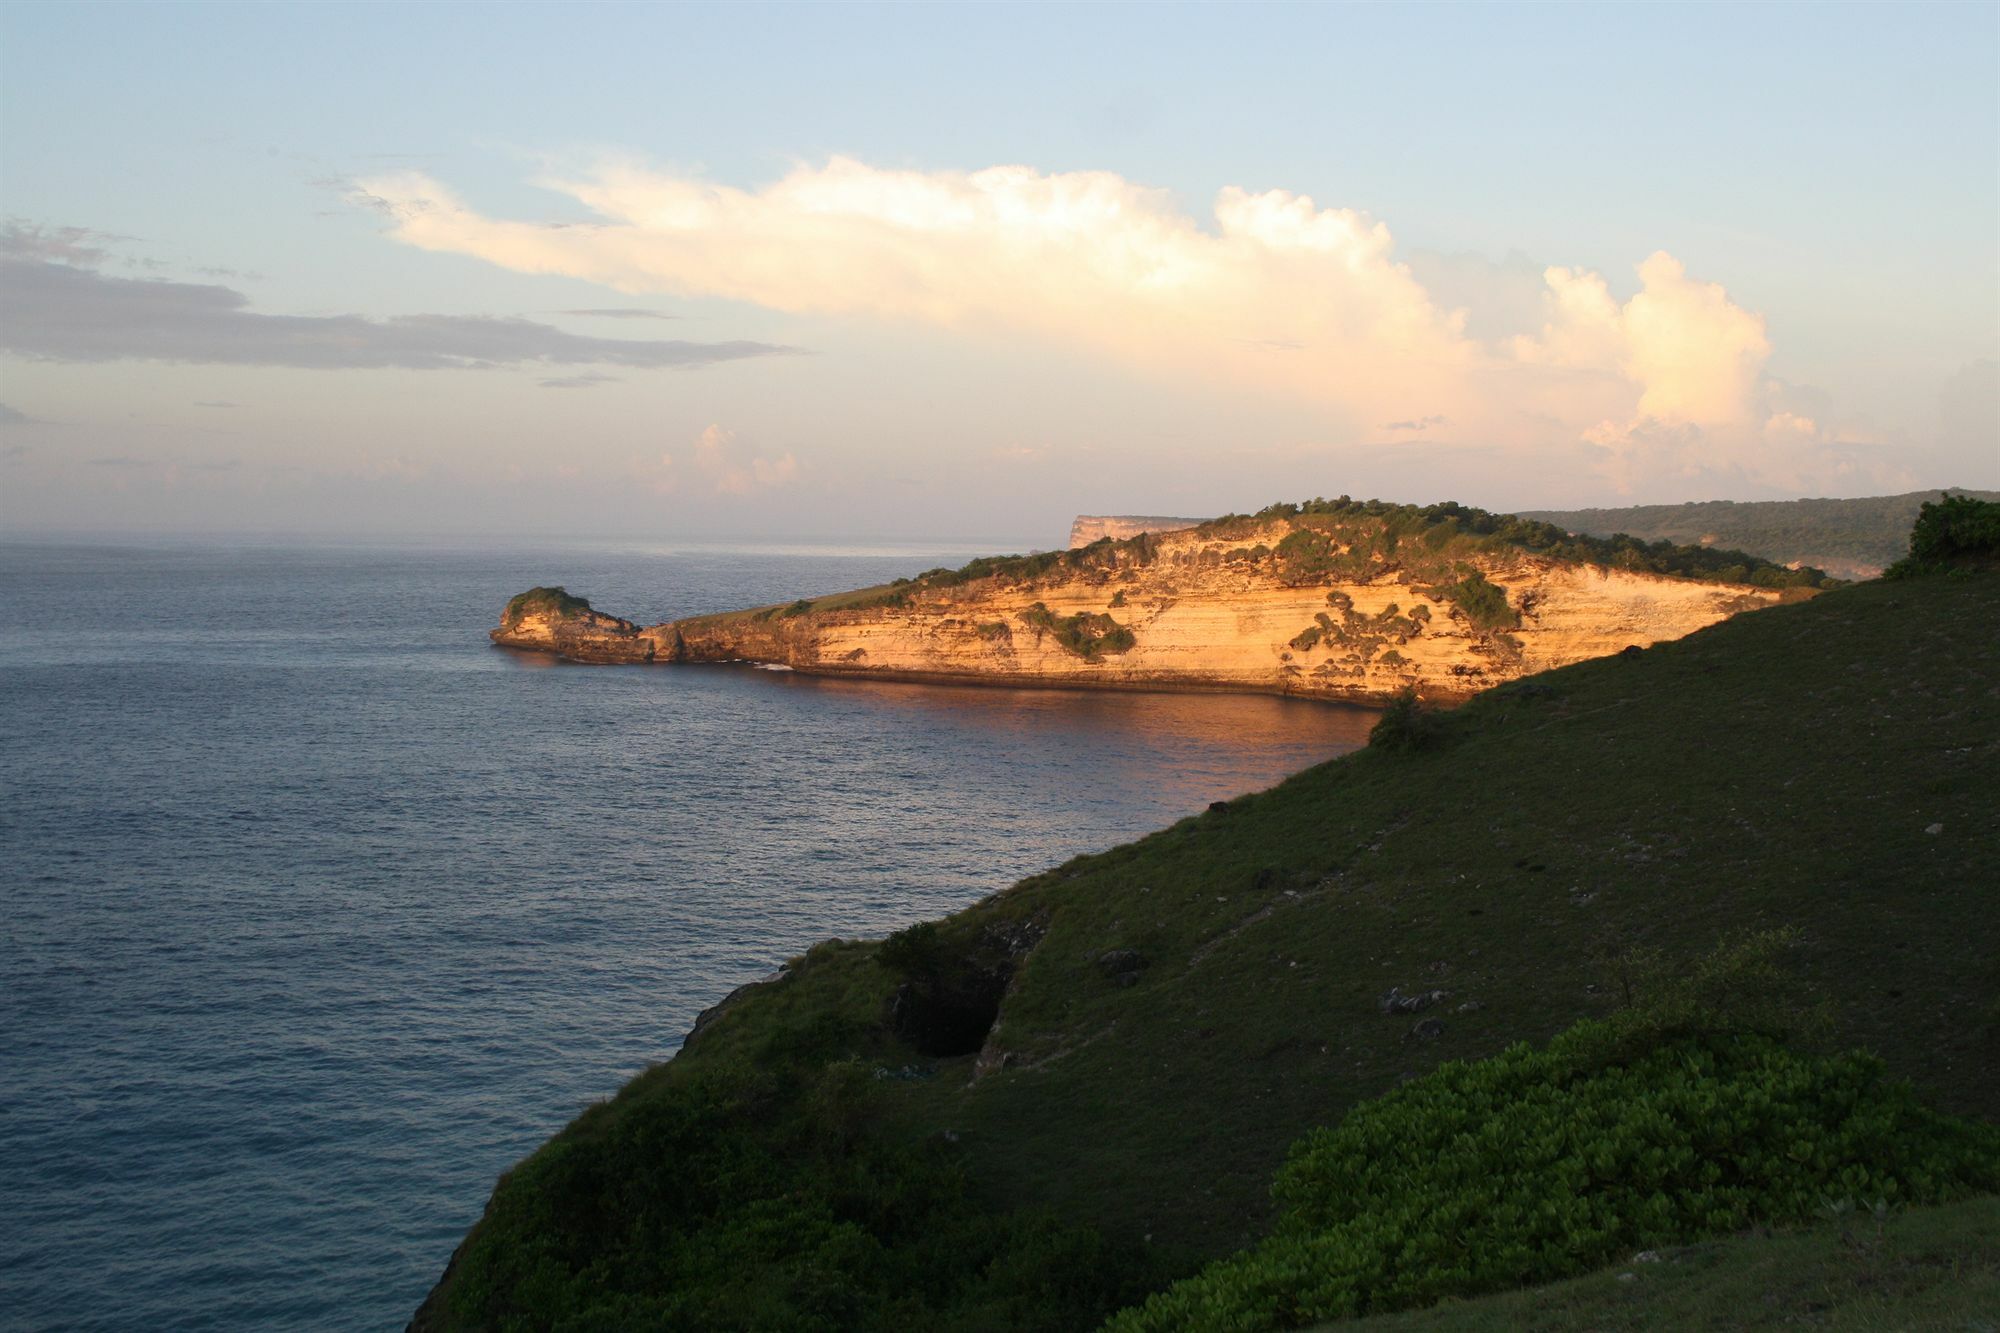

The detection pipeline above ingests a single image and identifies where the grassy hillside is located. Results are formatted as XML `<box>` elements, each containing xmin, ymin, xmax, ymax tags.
<box><xmin>420</xmin><ymin>552</ymin><xmax>1998</xmax><ymax>1329</ymax></box>
<box><xmin>1338</xmin><ymin>1194</ymin><xmax>2000</xmax><ymax>1331</ymax></box>
<box><xmin>1520</xmin><ymin>488</ymin><xmax>2000</xmax><ymax>578</ymax></box>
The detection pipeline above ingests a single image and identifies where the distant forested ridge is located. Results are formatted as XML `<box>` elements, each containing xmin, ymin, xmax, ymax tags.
<box><xmin>1519</xmin><ymin>489</ymin><xmax>2000</xmax><ymax>579</ymax></box>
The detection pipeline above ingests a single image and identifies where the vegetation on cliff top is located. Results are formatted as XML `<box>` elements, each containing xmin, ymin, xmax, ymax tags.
<box><xmin>874</xmin><ymin>496</ymin><xmax>1832</xmax><ymax>611</ymax></box>
<box><xmin>427</xmin><ymin>525</ymin><xmax>1996</xmax><ymax>1330</ymax></box>
<box><xmin>681</xmin><ymin>496</ymin><xmax>1831</xmax><ymax>641</ymax></box>
<box><xmin>499</xmin><ymin>586</ymin><xmax>593</xmax><ymax>628</ymax></box>
<box><xmin>1208</xmin><ymin>497</ymin><xmax>1834</xmax><ymax>589</ymax></box>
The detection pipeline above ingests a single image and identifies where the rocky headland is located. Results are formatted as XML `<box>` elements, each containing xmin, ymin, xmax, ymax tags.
<box><xmin>1067</xmin><ymin>514</ymin><xmax>1207</xmax><ymax>547</ymax></box>
<box><xmin>492</xmin><ymin>499</ymin><xmax>1831</xmax><ymax>705</ymax></box>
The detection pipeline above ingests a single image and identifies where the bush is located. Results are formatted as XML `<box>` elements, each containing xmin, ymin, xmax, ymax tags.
<box><xmin>1105</xmin><ymin>1021</ymin><xmax>2000</xmax><ymax>1331</ymax></box>
<box><xmin>1021</xmin><ymin>603</ymin><xmax>1137</xmax><ymax>658</ymax></box>
<box><xmin>1368</xmin><ymin>688</ymin><xmax>1442</xmax><ymax>751</ymax></box>
<box><xmin>1885</xmin><ymin>493</ymin><xmax>2000</xmax><ymax>579</ymax></box>
<box><xmin>500</xmin><ymin>586</ymin><xmax>592</xmax><ymax>627</ymax></box>
<box><xmin>1434</xmin><ymin>567</ymin><xmax>1518</xmax><ymax>630</ymax></box>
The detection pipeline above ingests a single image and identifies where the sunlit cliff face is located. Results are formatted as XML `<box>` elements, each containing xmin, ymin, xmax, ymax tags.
<box><xmin>361</xmin><ymin>156</ymin><xmax>1841</xmax><ymax>496</ymax></box>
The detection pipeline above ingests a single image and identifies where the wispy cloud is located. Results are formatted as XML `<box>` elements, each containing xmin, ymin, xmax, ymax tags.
<box><xmin>559</xmin><ymin>307</ymin><xmax>676</xmax><ymax>320</ymax></box>
<box><xmin>1382</xmin><ymin>415</ymin><xmax>1447</xmax><ymax>433</ymax></box>
<box><xmin>0</xmin><ymin>402</ymin><xmax>36</xmax><ymax>426</ymax></box>
<box><xmin>358</xmin><ymin>157</ymin><xmax>1886</xmax><ymax>493</ymax></box>
<box><xmin>538</xmin><ymin>373</ymin><xmax>620</xmax><ymax>389</ymax></box>
<box><xmin>194</xmin><ymin>399</ymin><xmax>236</xmax><ymax>409</ymax></box>
<box><xmin>650</xmin><ymin>424</ymin><xmax>799</xmax><ymax>496</ymax></box>
<box><xmin>0</xmin><ymin>222</ymin><xmax>797</xmax><ymax>373</ymax></box>
<box><xmin>0</xmin><ymin>220</ymin><xmax>126</xmax><ymax>267</ymax></box>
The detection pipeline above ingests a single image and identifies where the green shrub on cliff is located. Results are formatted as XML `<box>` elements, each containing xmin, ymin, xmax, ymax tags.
<box><xmin>1021</xmin><ymin>603</ymin><xmax>1137</xmax><ymax>658</ymax></box>
<box><xmin>1106</xmin><ymin>1021</ymin><xmax>2000</xmax><ymax>1332</ymax></box>
<box><xmin>1368</xmin><ymin>687</ymin><xmax>1443</xmax><ymax>751</ymax></box>
<box><xmin>1431</xmin><ymin>567</ymin><xmax>1518</xmax><ymax>631</ymax></box>
<box><xmin>500</xmin><ymin>586</ymin><xmax>592</xmax><ymax>628</ymax></box>
<box><xmin>1885</xmin><ymin>493</ymin><xmax>2000</xmax><ymax>579</ymax></box>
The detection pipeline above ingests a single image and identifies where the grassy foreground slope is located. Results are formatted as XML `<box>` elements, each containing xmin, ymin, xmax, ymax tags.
<box><xmin>1336</xmin><ymin>1195</ymin><xmax>2000</xmax><ymax>1332</ymax></box>
<box><xmin>420</xmin><ymin>565</ymin><xmax>1998</xmax><ymax>1328</ymax></box>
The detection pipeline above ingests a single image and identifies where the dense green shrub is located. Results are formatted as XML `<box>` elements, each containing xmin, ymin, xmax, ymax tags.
<box><xmin>1105</xmin><ymin>1022</ymin><xmax>2000</xmax><ymax>1331</ymax></box>
<box><xmin>1885</xmin><ymin>493</ymin><xmax>2000</xmax><ymax>578</ymax></box>
<box><xmin>1368</xmin><ymin>688</ymin><xmax>1443</xmax><ymax>751</ymax></box>
<box><xmin>1021</xmin><ymin>603</ymin><xmax>1137</xmax><ymax>658</ymax></box>
<box><xmin>501</xmin><ymin>586</ymin><xmax>592</xmax><ymax>627</ymax></box>
<box><xmin>1432</xmin><ymin>567</ymin><xmax>1518</xmax><ymax>630</ymax></box>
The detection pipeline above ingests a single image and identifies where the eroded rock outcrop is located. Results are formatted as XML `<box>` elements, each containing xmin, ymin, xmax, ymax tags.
<box><xmin>489</xmin><ymin>586</ymin><xmax>662</xmax><ymax>664</ymax></box>
<box><xmin>492</xmin><ymin>505</ymin><xmax>1828</xmax><ymax>703</ymax></box>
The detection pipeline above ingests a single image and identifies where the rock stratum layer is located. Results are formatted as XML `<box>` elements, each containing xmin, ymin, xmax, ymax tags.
<box><xmin>492</xmin><ymin>502</ymin><xmax>1830</xmax><ymax>705</ymax></box>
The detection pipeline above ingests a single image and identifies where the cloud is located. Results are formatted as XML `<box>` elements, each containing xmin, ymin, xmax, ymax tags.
<box><xmin>1</xmin><ymin>443</ymin><xmax>29</xmax><ymax>461</ymax></box>
<box><xmin>0</xmin><ymin>242</ymin><xmax>797</xmax><ymax>373</ymax></box>
<box><xmin>538</xmin><ymin>372</ymin><xmax>620</xmax><ymax>389</ymax></box>
<box><xmin>194</xmin><ymin>399</ymin><xmax>236</xmax><ymax>408</ymax></box>
<box><xmin>0</xmin><ymin>402</ymin><xmax>35</xmax><ymax>425</ymax></box>
<box><xmin>559</xmin><ymin>307</ymin><xmax>676</xmax><ymax>320</ymax></box>
<box><xmin>0</xmin><ymin>220</ymin><xmax>125</xmax><ymax>267</ymax></box>
<box><xmin>355</xmin><ymin>157</ymin><xmax>1866</xmax><ymax>495</ymax></box>
<box><xmin>653</xmin><ymin>424</ymin><xmax>799</xmax><ymax>496</ymax></box>
<box><xmin>1513</xmin><ymin>252</ymin><xmax>1771</xmax><ymax>429</ymax></box>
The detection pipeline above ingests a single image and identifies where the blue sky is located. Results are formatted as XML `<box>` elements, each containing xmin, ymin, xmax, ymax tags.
<box><xmin>2</xmin><ymin>2</ymin><xmax>1994</xmax><ymax>540</ymax></box>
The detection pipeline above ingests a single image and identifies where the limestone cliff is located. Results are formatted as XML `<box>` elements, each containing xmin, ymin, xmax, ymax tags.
<box><xmin>493</xmin><ymin>504</ymin><xmax>1830</xmax><ymax>704</ymax></box>
<box><xmin>1068</xmin><ymin>514</ymin><xmax>1206</xmax><ymax>547</ymax></box>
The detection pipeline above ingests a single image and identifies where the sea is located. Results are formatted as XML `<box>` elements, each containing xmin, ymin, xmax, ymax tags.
<box><xmin>0</xmin><ymin>536</ymin><xmax>1377</xmax><ymax>1330</ymax></box>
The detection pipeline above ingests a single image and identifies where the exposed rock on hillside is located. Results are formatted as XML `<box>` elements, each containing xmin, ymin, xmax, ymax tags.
<box><xmin>489</xmin><ymin>586</ymin><xmax>654</xmax><ymax>664</ymax></box>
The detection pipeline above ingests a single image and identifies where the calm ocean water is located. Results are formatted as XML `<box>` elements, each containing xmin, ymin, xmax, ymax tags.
<box><xmin>0</xmin><ymin>536</ymin><xmax>1375</xmax><ymax>1330</ymax></box>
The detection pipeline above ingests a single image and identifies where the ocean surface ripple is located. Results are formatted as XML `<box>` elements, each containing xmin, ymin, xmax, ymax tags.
<box><xmin>0</xmin><ymin>537</ymin><xmax>1375</xmax><ymax>1330</ymax></box>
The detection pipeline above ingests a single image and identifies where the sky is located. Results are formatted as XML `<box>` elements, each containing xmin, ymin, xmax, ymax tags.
<box><xmin>1</xmin><ymin>2</ymin><xmax>1994</xmax><ymax>544</ymax></box>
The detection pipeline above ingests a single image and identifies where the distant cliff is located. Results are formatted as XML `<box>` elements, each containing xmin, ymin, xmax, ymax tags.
<box><xmin>493</xmin><ymin>499</ymin><xmax>1831</xmax><ymax>705</ymax></box>
<box><xmin>1068</xmin><ymin>515</ymin><xmax>1206</xmax><ymax>547</ymax></box>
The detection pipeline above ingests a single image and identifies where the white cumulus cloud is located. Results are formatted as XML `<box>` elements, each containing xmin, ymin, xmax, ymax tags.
<box><xmin>358</xmin><ymin>157</ymin><xmax>1901</xmax><ymax>496</ymax></box>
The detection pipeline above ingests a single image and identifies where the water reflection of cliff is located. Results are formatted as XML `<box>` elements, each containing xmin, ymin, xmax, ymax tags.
<box><xmin>730</xmin><ymin>664</ymin><xmax>1378</xmax><ymax>813</ymax></box>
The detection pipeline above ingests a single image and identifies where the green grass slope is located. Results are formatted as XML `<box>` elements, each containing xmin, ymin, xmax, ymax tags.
<box><xmin>419</xmin><ymin>565</ymin><xmax>1998</xmax><ymax>1329</ymax></box>
<box><xmin>1335</xmin><ymin>1194</ymin><xmax>2000</xmax><ymax>1332</ymax></box>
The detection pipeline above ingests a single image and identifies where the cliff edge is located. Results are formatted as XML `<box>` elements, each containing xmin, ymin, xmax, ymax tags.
<box><xmin>493</xmin><ymin>499</ymin><xmax>1834</xmax><ymax>705</ymax></box>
